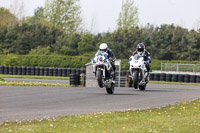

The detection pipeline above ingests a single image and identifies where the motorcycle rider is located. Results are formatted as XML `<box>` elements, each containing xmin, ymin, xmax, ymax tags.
<box><xmin>94</xmin><ymin>43</ymin><xmax>116</xmax><ymax>80</ymax></box>
<box><xmin>132</xmin><ymin>43</ymin><xmax>151</xmax><ymax>82</ymax></box>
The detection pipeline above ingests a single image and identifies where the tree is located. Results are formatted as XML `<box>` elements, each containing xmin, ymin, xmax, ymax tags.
<box><xmin>43</xmin><ymin>0</ymin><xmax>82</xmax><ymax>33</ymax></box>
<box><xmin>0</xmin><ymin>7</ymin><xmax>18</xmax><ymax>27</ymax></box>
<box><xmin>78</xmin><ymin>32</ymin><xmax>95</xmax><ymax>54</ymax></box>
<box><xmin>117</xmin><ymin>0</ymin><xmax>139</xmax><ymax>30</ymax></box>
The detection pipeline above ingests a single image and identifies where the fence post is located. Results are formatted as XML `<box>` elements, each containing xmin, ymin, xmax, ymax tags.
<box><xmin>177</xmin><ymin>64</ymin><xmax>179</xmax><ymax>72</ymax></box>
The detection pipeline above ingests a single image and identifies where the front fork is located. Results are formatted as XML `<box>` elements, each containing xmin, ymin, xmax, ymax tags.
<box><xmin>130</xmin><ymin>68</ymin><xmax>145</xmax><ymax>81</ymax></box>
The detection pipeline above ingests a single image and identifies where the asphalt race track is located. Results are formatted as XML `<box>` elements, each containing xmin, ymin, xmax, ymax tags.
<box><xmin>0</xmin><ymin>83</ymin><xmax>200</xmax><ymax>123</ymax></box>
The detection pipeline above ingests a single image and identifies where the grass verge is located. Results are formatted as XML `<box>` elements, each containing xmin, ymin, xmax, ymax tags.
<box><xmin>0</xmin><ymin>81</ymin><xmax>69</xmax><ymax>87</ymax></box>
<box><xmin>0</xmin><ymin>74</ymin><xmax>69</xmax><ymax>80</ymax></box>
<box><xmin>0</xmin><ymin>99</ymin><xmax>200</xmax><ymax>133</ymax></box>
<box><xmin>149</xmin><ymin>81</ymin><xmax>200</xmax><ymax>86</ymax></box>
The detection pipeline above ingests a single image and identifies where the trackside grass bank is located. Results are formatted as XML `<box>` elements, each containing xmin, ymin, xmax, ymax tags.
<box><xmin>1</xmin><ymin>99</ymin><xmax>200</xmax><ymax>133</ymax></box>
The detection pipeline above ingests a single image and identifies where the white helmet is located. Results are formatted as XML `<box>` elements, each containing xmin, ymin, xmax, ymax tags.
<box><xmin>99</xmin><ymin>43</ymin><xmax>108</xmax><ymax>52</ymax></box>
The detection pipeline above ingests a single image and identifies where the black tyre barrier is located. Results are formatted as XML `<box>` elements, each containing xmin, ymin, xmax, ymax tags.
<box><xmin>71</xmin><ymin>68</ymin><xmax>76</xmax><ymax>75</ymax></box>
<box><xmin>0</xmin><ymin>66</ymin><xmax>4</xmax><ymax>74</ymax></box>
<box><xmin>178</xmin><ymin>74</ymin><xmax>184</xmax><ymax>82</ymax></box>
<box><xmin>53</xmin><ymin>68</ymin><xmax>58</xmax><ymax>76</ymax></box>
<box><xmin>149</xmin><ymin>73</ymin><xmax>154</xmax><ymax>80</ymax></box>
<box><xmin>196</xmin><ymin>75</ymin><xmax>200</xmax><ymax>83</ymax></box>
<box><xmin>31</xmin><ymin>67</ymin><xmax>35</xmax><ymax>75</ymax></box>
<box><xmin>160</xmin><ymin>73</ymin><xmax>166</xmax><ymax>81</ymax></box>
<box><xmin>190</xmin><ymin>75</ymin><xmax>196</xmax><ymax>83</ymax></box>
<box><xmin>154</xmin><ymin>73</ymin><xmax>160</xmax><ymax>81</ymax></box>
<box><xmin>35</xmin><ymin>67</ymin><xmax>40</xmax><ymax>76</ymax></box>
<box><xmin>62</xmin><ymin>69</ymin><xmax>67</xmax><ymax>77</ymax></box>
<box><xmin>26</xmin><ymin>67</ymin><xmax>31</xmax><ymax>75</ymax></box>
<box><xmin>48</xmin><ymin>68</ymin><xmax>53</xmax><ymax>76</ymax></box>
<box><xmin>40</xmin><ymin>68</ymin><xmax>44</xmax><ymax>76</ymax></box>
<box><xmin>166</xmin><ymin>74</ymin><xmax>172</xmax><ymax>82</ymax></box>
<box><xmin>70</xmin><ymin>74</ymin><xmax>80</xmax><ymax>86</ymax></box>
<box><xmin>171</xmin><ymin>74</ymin><xmax>178</xmax><ymax>82</ymax></box>
<box><xmin>4</xmin><ymin>66</ymin><xmax>9</xmax><ymax>74</ymax></box>
<box><xmin>66</xmin><ymin>68</ymin><xmax>71</xmax><ymax>77</ymax></box>
<box><xmin>8</xmin><ymin>66</ymin><xmax>13</xmax><ymax>75</ymax></box>
<box><xmin>44</xmin><ymin>68</ymin><xmax>49</xmax><ymax>76</ymax></box>
<box><xmin>21</xmin><ymin>67</ymin><xmax>26</xmax><ymax>75</ymax></box>
<box><xmin>17</xmin><ymin>67</ymin><xmax>22</xmax><ymax>75</ymax></box>
<box><xmin>57</xmin><ymin>68</ymin><xmax>62</xmax><ymax>76</ymax></box>
<box><xmin>13</xmin><ymin>66</ymin><xmax>17</xmax><ymax>75</ymax></box>
<box><xmin>76</xmin><ymin>69</ymin><xmax>81</xmax><ymax>76</ymax></box>
<box><xmin>184</xmin><ymin>74</ymin><xmax>190</xmax><ymax>83</ymax></box>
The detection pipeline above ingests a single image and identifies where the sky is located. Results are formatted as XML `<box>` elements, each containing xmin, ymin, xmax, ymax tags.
<box><xmin>0</xmin><ymin>0</ymin><xmax>200</xmax><ymax>33</ymax></box>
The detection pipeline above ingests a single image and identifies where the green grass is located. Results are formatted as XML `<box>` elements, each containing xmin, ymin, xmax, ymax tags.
<box><xmin>0</xmin><ymin>81</ymin><xmax>69</xmax><ymax>87</ymax></box>
<box><xmin>0</xmin><ymin>74</ymin><xmax>69</xmax><ymax>80</ymax></box>
<box><xmin>150</xmin><ymin>81</ymin><xmax>200</xmax><ymax>86</ymax></box>
<box><xmin>1</xmin><ymin>99</ymin><xmax>200</xmax><ymax>133</ymax></box>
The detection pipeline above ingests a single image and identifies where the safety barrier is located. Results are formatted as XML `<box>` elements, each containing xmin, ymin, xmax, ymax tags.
<box><xmin>0</xmin><ymin>65</ymin><xmax>86</xmax><ymax>77</ymax></box>
<box><xmin>150</xmin><ymin>73</ymin><xmax>200</xmax><ymax>83</ymax></box>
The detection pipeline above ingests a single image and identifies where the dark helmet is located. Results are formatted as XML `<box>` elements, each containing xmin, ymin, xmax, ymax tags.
<box><xmin>136</xmin><ymin>43</ymin><xmax>145</xmax><ymax>52</ymax></box>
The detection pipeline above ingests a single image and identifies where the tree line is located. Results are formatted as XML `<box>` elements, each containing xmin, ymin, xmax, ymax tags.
<box><xmin>0</xmin><ymin>0</ymin><xmax>200</xmax><ymax>61</ymax></box>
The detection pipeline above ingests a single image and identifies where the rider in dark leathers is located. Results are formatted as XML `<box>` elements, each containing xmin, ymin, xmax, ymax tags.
<box><xmin>132</xmin><ymin>43</ymin><xmax>151</xmax><ymax>81</ymax></box>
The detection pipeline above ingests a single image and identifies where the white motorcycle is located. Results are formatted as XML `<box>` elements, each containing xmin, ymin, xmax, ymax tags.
<box><xmin>92</xmin><ymin>51</ymin><xmax>115</xmax><ymax>94</ymax></box>
<box><xmin>129</xmin><ymin>54</ymin><xmax>149</xmax><ymax>91</ymax></box>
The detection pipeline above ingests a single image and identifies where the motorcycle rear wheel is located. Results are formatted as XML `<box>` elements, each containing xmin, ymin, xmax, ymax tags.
<box><xmin>97</xmin><ymin>70</ymin><xmax>104</xmax><ymax>88</ymax></box>
<box><xmin>106</xmin><ymin>83</ymin><xmax>114</xmax><ymax>94</ymax></box>
<box><xmin>139</xmin><ymin>84</ymin><xmax>146</xmax><ymax>91</ymax></box>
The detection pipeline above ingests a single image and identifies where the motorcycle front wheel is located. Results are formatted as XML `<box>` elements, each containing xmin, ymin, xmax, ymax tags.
<box><xmin>133</xmin><ymin>70</ymin><xmax>139</xmax><ymax>89</ymax></box>
<box><xmin>97</xmin><ymin>70</ymin><xmax>104</xmax><ymax>88</ymax></box>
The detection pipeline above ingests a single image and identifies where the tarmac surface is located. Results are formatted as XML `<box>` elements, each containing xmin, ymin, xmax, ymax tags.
<box><xmin>0</xmin><ymin>83</ymin><xmax>200</xmax><ymax>123</ymax></box>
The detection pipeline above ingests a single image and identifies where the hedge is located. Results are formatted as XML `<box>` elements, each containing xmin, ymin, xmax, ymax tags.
<box><xmin>0</xmin><ymin>55</ymin><xmax>199</xmax><ymax>70</ymax></box>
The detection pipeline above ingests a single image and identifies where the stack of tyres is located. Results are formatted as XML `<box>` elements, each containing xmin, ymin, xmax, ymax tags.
<box><xmin>196</xmin><ymin>75</ymin><xmax>200</xmax><ymax>83</ymax></box>
<box><xmin>13</xmin><ymin>66</ymin><xmax>17</xmax><ymax>75</ymax></box>
<box><xmin>171</xmin><ymin>74</ymin><xmax>178</xmax><ymax>82</ymax></box>
<box><xmin>62</xmin><ymin>68</ymin><xmax>67</xmax><ymax>77</ymax></box>
<box><xmin>40</xmin><ymin>67</ymin><xmax>44</xmax><ymax>76</ymax></box>
<box><xmin>4</xmin><ymin>66</ymin><xmax>9</xmax><ymax>74</ymax></box>
<box><xmin>178</xmin><ymin>74</ymin><xmax>184</xmax><ymax>82</ymax></box>
<box><xmin>48</xmin><ymin>68</ymin><xmax>53</xmax><ymax>76</ymax></box>
<box><xmin>17</xmin><ymin>67</ymin><xmax>22</xmax><ymax>75</ymax></box>
<box><xmin>9</xmin><ymin>66</ymin><xmax>13</xmax><ymax>75</ymax></box>
<box><xmin>184</xmin><ymin>74</ymin><xmax>190</xmax><ymax>83</ymax></box>
<box><xmin>166</xmin><ymin>74</ymin><xmax>172</xmax><ymax>82</ymax></box>
<box><xmin>190</xmin><ymin>75</ymin><xmax>196</xmax><ymax>83</ymax></box>
<box><xmin>66</xmin><ymin>68</ymin><xmax>71</xmax><ymax>77</ymax></box>
<box><xmin>70</xmin><ymin>74</ymin><xmax>80</xmax><ymax>86</ymax></box>
<box><xmin>57</xmin><ymin>68</ymin><xmax>62</xmax><ymax>76</ymax></box>
<box><xmin>44</xmin><ymin>68</ymin><xmax>49</xmax><ymax>76</ymax></box>
<box><xmin>26</xmin><ymin>67</ymin><xmax>31</xmax><ymax>75</ymax></box>
<box><xmin>0</xmin><ymin>66</ymin><xmax>4</xmax><ymax>74</ymax></box>
<box><xmin>21</xmin><ymin>67</ymin><xmax>26</xmax><ymax>75</ymax></box>
<box><xmin>76</xmin><ymin>69</ymin><xmax>81</xmax><ymax>76</ymax></box>
<box><xmin>149</xmin><ymin>73</ymin><xmax>154</xmax><ymax>81</ymax></box>
<box><xmin>31</xmin><ymin>67</ymin><xmax>35</xmax><ymax>75</ymax></box>
<box><xmin>160</xmin><ymin>73</ymin><xmax>166</xmax><ymax>81</ymax></box>
<box><xmin>53</xmin><ymin>68</ymin><xmax>58</xmax><ymax>76</ymax></box>
<box><xmin>154</xmin><ymin>73</ymin><xmax>160</xmax><ymax>81</ymax></box>
<box><xmin>35</xmin><ymin>67</ymin><xmax>40</xmax><ymax>76</ymax></box>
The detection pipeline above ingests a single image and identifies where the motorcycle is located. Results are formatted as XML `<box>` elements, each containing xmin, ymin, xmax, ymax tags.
<box><xmin>92</xmin><ymin>51</ymin><xmax>115</xmax><ymax>94</ymax></box>
<box><xmin>129</xmin><ymin>54</ymin><xmax>149</xmax><ymax>91</ymax></box>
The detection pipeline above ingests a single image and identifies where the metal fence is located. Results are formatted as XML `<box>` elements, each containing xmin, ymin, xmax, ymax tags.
<box><xmin>161</xmin><ymin>63</ymin><xmax>200</xmax><ymax>72</ymax></box>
